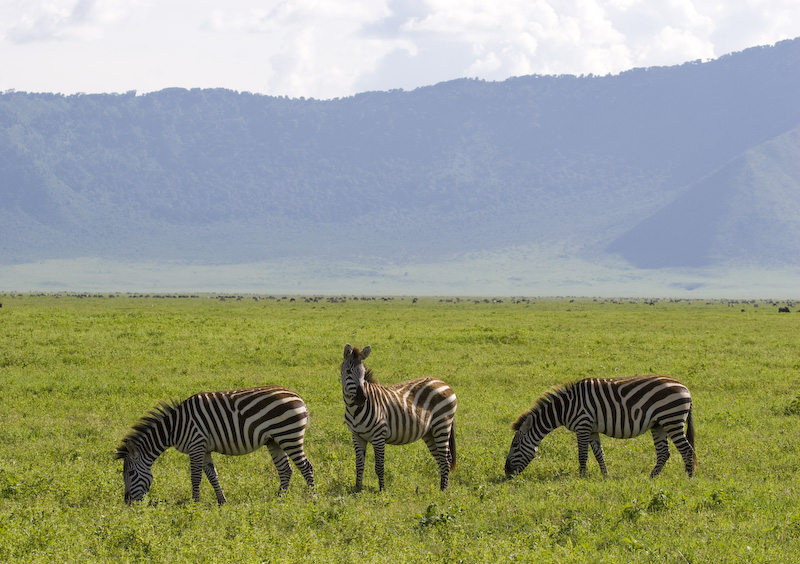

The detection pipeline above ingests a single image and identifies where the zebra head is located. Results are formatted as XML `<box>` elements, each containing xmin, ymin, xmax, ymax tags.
<box><xmin>341</xmin><ymin>343</ymin><xmax>371</xmax><ymax>407</ymax></box>
<box><xmin>505</xmin><ymin>413</ymin><xmax>539</xmax><ymax>478</ymax></box>
<box><xmin>115</xmin><ymin>442</ymin><xmax>154</xmax><ymax>504</ymax></box>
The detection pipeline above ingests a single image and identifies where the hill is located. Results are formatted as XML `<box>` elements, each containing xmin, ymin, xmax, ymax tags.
<box><xmin>608</xmin><ymin>126</ymin><xmax>800</xmax><ymax>268</ymax></box>
<box><xmin>1</xmin><ymin>39</ymin><xmax>799</xmax><ymax>294</ymax></box>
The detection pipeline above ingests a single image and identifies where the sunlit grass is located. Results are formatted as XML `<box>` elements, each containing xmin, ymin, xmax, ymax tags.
<box><xmin>0</xmin><ymin>294</ymin><xmax>798</xmax><ymax>562</ymax></box>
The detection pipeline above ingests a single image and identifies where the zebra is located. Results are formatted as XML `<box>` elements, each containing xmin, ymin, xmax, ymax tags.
<box><xmin>115</xmin><ymin>385</ymin><xmax>315</xmax><ymax>505</ymax></box>
<box><xmin>505</xmin><ymin>375</ymin><xmax>696</xmax><ymax>479</ymax></box>
<box><xmin>341</xmin><ymin>344</ymin><xmax>457</xmax><ymax>491</ymax></box>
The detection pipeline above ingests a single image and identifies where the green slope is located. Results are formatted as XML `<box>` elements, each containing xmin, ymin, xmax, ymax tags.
<box><xmin>607</xmin><ymin>125</ymin><xmax>800</xmax><ymax>268</ymax></box>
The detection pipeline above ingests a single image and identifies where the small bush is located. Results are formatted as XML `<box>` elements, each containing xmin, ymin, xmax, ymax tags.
<box><xmin>416</xmin><ymin>504</ymin><xmax>459</xmax><ymax>528</ymax></box>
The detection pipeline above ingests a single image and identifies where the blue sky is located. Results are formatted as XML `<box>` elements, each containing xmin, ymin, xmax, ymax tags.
<box><xmin>2</xmin><ymin>0</ymin><xmax>799</xmax><ymax>99</ymax></box>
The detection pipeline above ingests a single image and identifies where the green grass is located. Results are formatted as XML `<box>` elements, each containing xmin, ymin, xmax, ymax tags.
<box><xmin>1</xmin><ymin>294</ymin><xmax>799</xmax><ymax>563</ymax></box>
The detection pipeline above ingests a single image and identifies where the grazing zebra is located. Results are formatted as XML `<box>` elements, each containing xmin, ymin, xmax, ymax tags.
<box><xmin>505</xmin><ymin>375</ymin><xmax>696</xmax><ymax>479</ymax></box>
<box><xmin>115</xmin><ymin>385</ymin><xmax>315</xmax><ymax>505</ymax></box>
<box><xmin>341</xmin><ymin>344</ymin><xmax>457</xmax><ymax>491</ymax></box>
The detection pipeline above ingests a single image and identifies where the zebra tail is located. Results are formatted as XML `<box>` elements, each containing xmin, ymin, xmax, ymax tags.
<box><xmin>448</xmin><ymin>421</ymin><xmax>457</xmax><ymax>470</ymax></box>
<box><xmin>686</xmin><ymin>406</ymin><xmax>697</xmax><ymax>469</ymax></box>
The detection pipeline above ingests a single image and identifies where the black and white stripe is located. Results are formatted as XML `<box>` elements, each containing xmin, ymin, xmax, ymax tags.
<box><xmin>505</xmin><ymin>375</ymin><xmax>696</xmax><ymax>478</ymax></box>
<box><xmin>115</xmin><ymin>385</ymin><xmax>315</xmax><ymax>504</ymax></box>
<box><xmin>341</xmin><ymin>344</ymin><xmax>457</xmax><ymax>491</ymax></box>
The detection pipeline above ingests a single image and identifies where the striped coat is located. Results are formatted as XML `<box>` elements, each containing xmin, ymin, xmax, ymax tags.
<box><xmin>341</xmin><ymin>344</ymin><xmax>457</xmax><ymax>490</ymax></box>
<box><xmin>505</xmin><ymin>375</ymin><xmax>696</xmax><ymax>478</ymax></box>
<box><xmin>115</xmin><ymin>385</ymin><xmax>315</xmax><ymax>504</ymax></box>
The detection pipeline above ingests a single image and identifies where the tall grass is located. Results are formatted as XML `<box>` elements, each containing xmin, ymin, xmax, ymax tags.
<box><xmin>1</xmin><ymin>294</ymin><xmax>798</xmax><ymax>562</ymax></box>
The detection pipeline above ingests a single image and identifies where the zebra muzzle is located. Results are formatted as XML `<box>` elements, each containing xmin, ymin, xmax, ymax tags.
<box><xmin>504</xmin><ymin>460</ymin><xmax>520</xmax><ymax>478</ymax></box>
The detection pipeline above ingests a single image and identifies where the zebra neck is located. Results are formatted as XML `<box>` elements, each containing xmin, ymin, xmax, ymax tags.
<box><xmin>354</xmin><ymin>382</ymin><xmax>383</xmax><ymax>411</ymax></box>
<box><xmin>132</xmin><ymin>409</ymin><xmax>177</xmax><ymax>461</ymax></box>
<box><xmin>348</xmin><ymin>382</ymin><xmax>380</xmax><ymax>416</ymax></box>
<box><xmin>531</xmin><ymin>393</ymin><xmax>566</xmax><ymax>439</ymax></box>
<box><xmin>363</xmin><ymin>380</ymin><xmax>382</xmax><ymax>394</ymax></box>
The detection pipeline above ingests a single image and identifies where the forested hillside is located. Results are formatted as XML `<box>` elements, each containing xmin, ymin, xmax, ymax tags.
<box><xmin>1</xmin><ymin>38</ymin><xmax>798</xmax><ymax>275</ymax></box>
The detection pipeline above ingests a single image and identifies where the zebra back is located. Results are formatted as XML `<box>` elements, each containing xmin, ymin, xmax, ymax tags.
<box><xmin>176</xmin><ymin>385</ymin><xmax>311</xmax><ymax>455</ymax></box>
<box><xmin>572</xmin><ymin>376</ymin><xmax>692</xmax><ymax>439</ymax></box>
<box><xmin>513</xmin><ymin>375</ymin><xmax>692</xmax><ymax>439</ymax></box>
<box><xmin>117</xmin><ymin>385</ymin><xmax>310</xmax><ymax>457</ymax></box>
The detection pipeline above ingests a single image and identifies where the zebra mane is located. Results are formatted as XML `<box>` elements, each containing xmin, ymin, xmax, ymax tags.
<box><xmin>511</xmin><ymin>385</ymin><xmax>568</xmax><ymax>430</ymax></box>
<box><xmin>364</xmin><ymin>367</ymin><xmax>378</xmax><ymax>384</ymax></box>
<box><xmin>115</xmin><ymin>400</ymin><xmax>178</xmax><ymax>457</ymax></box>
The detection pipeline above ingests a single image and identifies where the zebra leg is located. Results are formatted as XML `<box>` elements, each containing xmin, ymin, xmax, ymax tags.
<box><xmin>589</xmin><ymin>433</ymin><xmax>608</xmax><ymax>476</ymax></box>
<box><xmin>373</xmin><ymin>438</ymin><xmax>386</xmax><ymax>491</ymax></box>
<box><xmin>424</xmin><ymin>433</ymin><xmax>451</xmax><ymax>490</ymax></box>
<box><xmin>291</xmin><ymin>455</ymin><xmax>315</xmax><ymax>489</ymax></box>
<box><xmin>203</xmin><ymin>453</ymin><xmax>227</xmax><ymax>505</ymax></box>
<box><xmin>352</xmin><ymin>433</ymin><xmax>368</xmax><ymax>491</ymax></box>
<box><xmin>665</xmin><ymin>422</ymin><xmax>696</xmax><ymax>478</ymax></box>
<box><xmin>575</xmin><ymin>430</ymin><xmax>591</xmax><ymax>476</ymax></box>
<box><xmin>650</xmin><ymin>425</ymin><xmax>671</xmax><ymax>477</ymax></box>
<box><xmin>189</xmin><ymin>452</ymin><xmax>205</xmax><ymax>502</ymax></box>
<box><xmin>281</xmin><ymin>441</ymin><xmax>315</xmax><ymax>489</ymax></box>
<box><xmin>266</xmin><ymin>440</ymin><xmax>293</xmax><ymax>495</ymax></box>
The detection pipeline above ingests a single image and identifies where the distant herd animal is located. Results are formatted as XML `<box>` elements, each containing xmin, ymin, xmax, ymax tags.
<box><xmin>117</xmin><ymin>344</ymin><xmax>697</xmax><ymax>504</ymax></box>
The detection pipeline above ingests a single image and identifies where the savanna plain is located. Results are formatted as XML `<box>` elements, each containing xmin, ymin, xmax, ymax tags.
<box><xmin>1</xmin><ymin>294</ymin><xmax>799</xmax><ymax>563</ymax></box>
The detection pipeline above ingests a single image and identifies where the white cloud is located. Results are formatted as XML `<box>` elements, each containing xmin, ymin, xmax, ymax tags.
<box><xmin>638</xmin><ymin>25</ymin><xmax>715</xmax><ymax>66</ymax></box>
<box><xmin>195</xmin><ymin>1</ymin><xmax>408</xmax><ymax>97</ymax></box>
<box><xmin>0</xmin><ymin>0</ymin><xmax>799</xmax><ymax>97</ymax></box>
<box><xmin>368</xmin><ymin>0</ymin><xmax>632</xmax><ymax>83</ymax></box>
<box><xmin>3</xmin><ymin>0</ymin><xmax>142</xmax><ymax>43</ymax></box>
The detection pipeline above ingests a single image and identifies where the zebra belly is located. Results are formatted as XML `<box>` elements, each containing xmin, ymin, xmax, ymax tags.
<box><xmin>385</xmin><ymin>425</ymin><xmax>427</xmax><ymax>445</ymax></box>
<box><xmin>597</xmin><ymin>424</ymin><xmax>652</xmax><ymax>439</ymax></box>
<box><xmin>593</xmin><ymin>411</ymin><xmax>654</xmax><ymax>439</ymax></box>
<box><xmin>209</xmin><ymin>442</ymin><xmax>262</xmax><ymax>456</ymax></box>
<box><xmin>351</xmin><ymin>422</ymin><xmax>388</xmax><ymax>444</ymax></box>
<box><xmin>173</xmin><ymin>436</ymin><xmax>264</xmax><ymax>456</ymax></box>
<box><xmin>187</xmin><ymin>419</ymin><xmax>277</xmax><ymax>456</ymax></box>
<box><xmin>593</xmin><ymin>395</ymin><xmax>689</xmax><ymax>438</ymax></box>
<box><xmin>350</xmin><ymin>420</ymin><xmax>426</xmax><ymax>445</ymax></box>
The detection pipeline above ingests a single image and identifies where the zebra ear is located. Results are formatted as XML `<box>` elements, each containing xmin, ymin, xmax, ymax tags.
<box><xmin>519</xmin><ymin>414</ymin><xmax>533</xmax><ymax>434</ymax></box>
<box><xmin>344</xmin><ymin>344</ymin><xmax>353</xmax><ymax>359</ymax></box>
<box><xmin>361</xmin><ymin>345</ymin><xmax>371</xmax><ymax>359</ymax></box>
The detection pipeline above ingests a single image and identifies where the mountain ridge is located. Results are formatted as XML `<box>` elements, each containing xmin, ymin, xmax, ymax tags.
<box><xmin>1</xmin><ymin>39</ymin><xmax>799</xmax><ymax>293</ymax></box>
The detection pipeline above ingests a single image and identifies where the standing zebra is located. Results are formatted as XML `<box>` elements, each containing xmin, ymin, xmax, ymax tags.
<box><xmin>115</xmin><ymin>385</ymin><xmax>315</xmax><ymax>505</ymax></box>
<box><xmin>341</xmin><ymin>344</ymin><xmax>457</xmax><ymax>491</ymax></box>
<box><xmin>505</xmin><ymin>375</ymin><xmax>696</xmax><ymax>479</ymax></box>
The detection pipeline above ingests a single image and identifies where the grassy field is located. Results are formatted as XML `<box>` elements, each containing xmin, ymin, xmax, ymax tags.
<box><xmin>1</xmin><ymin>294</ymin><xmax>798</xmax><ymax>563</ymax></box>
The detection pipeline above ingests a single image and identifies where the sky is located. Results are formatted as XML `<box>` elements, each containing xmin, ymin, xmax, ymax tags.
<box><xmin>1</xmin><ymin>0</ymin><xmax>799</xmax><ymax>100</ymax></box>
